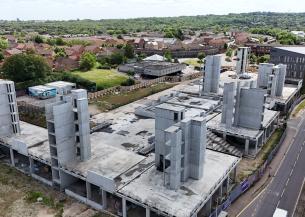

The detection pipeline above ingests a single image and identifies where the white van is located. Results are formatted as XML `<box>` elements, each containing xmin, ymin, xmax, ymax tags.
<box><xmin>273</xmin><ymin>208</ymin><xmax>288</xmax><ymax>217</ymax></box>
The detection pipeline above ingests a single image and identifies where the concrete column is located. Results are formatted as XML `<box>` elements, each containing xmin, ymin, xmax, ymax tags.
<box><xmin>10</xmin><ymin>148</ymin><xmax>15</xmax><ymax>166</ymax></box>
<box><xmin>146</xmin><ymin>207</ymin><xmax>150</xmax><ymax>217</ymax></box>
<box><xmin>219</xmin><ymin>182</ymin><xmax>223</xmax><ymax>200</ymax></box>
<box><xmin>86</xmin><ymin>182</ymin><xmax>91</xmax><ymax>200</ymax></box>
<box><xmin>102</xmin><ymin>190</ymin><xmax>107</xmax><ymax>209</ymax></box>
<box><xmin>232</xmin><ymin>167</ymin><xmax>237</xmax><ymax>183</ymax></box>
<box><xmin>122</xmin><ymin>198</ymin><xmax>127</xmax><ymax>217</ymax></box>
<box><xmin>204</xmin><ymin>198</ymin><xmax>212</xmax><ymax>215</ymax></box>
<box><xmin>245</xmin><ymin>139</ymin><xmax>249</xmax><ymax>155</ymax></box>
<box><xmin>29</xmin><ymin>158</ymin><xmax>34</xmax><ymax>174</ymax></box>
<box><xmin>226</xmin><ymin>177</ymin><xmax>230</xmax><ymax>194</ymax></box>
<box><xmin>223</xmin><ymin>132</ymin><xmax>227</xmax><ymax>140</ymax></box>
<box><xmin>255</xmin><ymin>140</ymin><xmax>258</xmax><ymax>155</ymax></box>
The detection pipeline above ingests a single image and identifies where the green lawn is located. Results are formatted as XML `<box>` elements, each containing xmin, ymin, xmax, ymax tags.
<box><xmin>72</xmin><ymin>68</ymin><xmax>128</xmax><ymax>90</ymax></box>
<box><xmin>183</xmin><ymin>58</ymin><xmax>202</xmax><ymax>67</ymax></box>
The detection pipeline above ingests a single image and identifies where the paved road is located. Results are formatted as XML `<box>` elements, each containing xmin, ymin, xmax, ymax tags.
<box><xmin>238</xmin><ymin>116</ymin><xmax>305</xmax><ymax>217</ymax></box>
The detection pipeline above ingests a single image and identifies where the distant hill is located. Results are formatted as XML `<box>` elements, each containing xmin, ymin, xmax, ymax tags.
<box><xmin>1</xmin><ymin>12</ymin><xmax>305</xmax><ymax>36</ymax></box>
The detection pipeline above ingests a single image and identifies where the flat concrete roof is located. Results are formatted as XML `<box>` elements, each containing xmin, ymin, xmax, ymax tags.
<box><xmin>166</xmin><ymin>94</ymin><xmax>220</xmax><ymax>111</ymax></box>
<box><xmin>274</xmin><ymin>46</ymin><xmax>305</xmax><ymax>55</ymax></box>
<box><xmin>207</xmin><ymin>109</ymin><xmax>279</xmax><ymax>140</ymax></box>
<box><xmin>180</xmin><ymin>71</ymin><xmax>258</xmax><ymax>96</ymax></box>
<box><xmin>64</xmin><ymin>132</ymin><xmax>146</xmax><ymax>180</ymax></box>
<box><xmin>118</xmin><ymin>150</ymin><xmax>240</xmax><ymax>217</ymax></box>
<box><xmin>272</xmin><ymin>84</ymin><xmax>299</xmax><ymax>104</ymax></box>
<box><xmin>4</xmin><ymin>121</ymin><xmax>48</xmax><ymax>148</ymax></box>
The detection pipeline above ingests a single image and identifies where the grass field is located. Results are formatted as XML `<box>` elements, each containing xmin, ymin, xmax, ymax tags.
<box><xmin>91</xmin><ymin>83</ymin><xmax>176</xmax><ymax>112</ymax></box>
<box><xmin>73</xmin><ymin>68</ymin><xmax>128</xmax><ymax>90</ymax></box>
<box><xmin>182</xmin><ymin>58</ymin><xmax>202</xmax><ymax>67</ymax></box>
<box><xmin>0</xmin><ymin>163</ymin><xmax>111</xmax><ymax>217</ymax></box>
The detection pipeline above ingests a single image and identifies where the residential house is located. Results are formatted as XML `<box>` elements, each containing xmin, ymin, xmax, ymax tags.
<box><xmin>5</xmin><ymin>35</ymin><xmax>18</xmax><ymax>48</ymax></box>
<box><xmin>54</xmin><ymin>57</ymin><xmax>79</xmax><ymax>71</ymax></box>
<box><xmin>235</xmin><ymin>32</ymin><xmax>250</xmax><ymax>45</ymax></box>
<box><xmin>84</xmin><ymin>45</ymin><xmax>100</xmax><ymax>54</ymax></box>
<box><xmin>208</xmin><ymin>37</ymin><xmax>230</xmax><ymax>50</ymax></box>
<box><xmin>134</xmin><ymin>38</ymin><xmax>145</xmax><ymax>49</ymax></box>
<box><xmin>4</xmin><ymin>48</ymin><xmax>22</xmax><ymax>57</ymax></box>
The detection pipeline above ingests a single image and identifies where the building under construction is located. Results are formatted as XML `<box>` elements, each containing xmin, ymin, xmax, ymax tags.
<box><xmin>0</xmin><ymin>47</ymin><xmax>302</xmax><ymax>217</ymax></box>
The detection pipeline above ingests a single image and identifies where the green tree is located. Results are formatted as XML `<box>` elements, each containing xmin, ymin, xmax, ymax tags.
<box><xmin>55</xmin><ymin>37</ymin><xmax>66</xmax><ymax>46</ymax></box>
<box><xmin>164</xmin><ymin>50</ymin><xmax>172</xmax><ymax>62</ymax></box>
<box><xmin>0</xmin><ymin>52</ymin><xmax>4</xmax><ymax>61</ymax></box>
<box><xmin>80</xmin><ymin>52</ymin><xmax>96</xmax><ymax>71</ymax></box>
<box><xmin>121</xmin><ymin>77</ymin><xmax>135</xmax><ymax>86</ymax></box>
<box><xmin>224</xmin><ymin>43</ymin><xmax>228</xmax><ymax>50</ymax></box>
<box><xmin>250</xmin><ymin>54</ymin><xmax>258</xmax><ymax>64</ymax></box>
<box><xmin>33</xmin><ymin>35</ymin><xmax>44</xmax><ymax>44</ymax></box>
<box><xmin>0</xmin><ymin>38</ymin><xmax>8</xmax><ymax>50</ymax></box>
<box><xmin>257</xmin><ymin>55</ymin><xmax>270</xmax><ymax>64</ymax></box>
<box><xmin>226</xmin><ymin>48</ymin><xmax>233</xmax><ymax>57</ymax></box>
<box><xmin>2</xmin><ymin>54</ymin><xmax>51</xmax><ymax>82</ymax></box>
<box><xmin>110</xmin><ymin>52</ymin><xmax>124</xmax><ymax>65</ymax></box>
<box><xmin>54</xmin><ymin>47</ymin><xmax>67</xmax><ymax>58</ymax></box>
<box><xmin>197</xmin><ymin>52</ymin><xmax>206</xmax><ymax>62</ymax></box>
<box><xmin>124</xmin><ymin>44</ymin><xmax>134</xmax><ymax>59</ymax></box>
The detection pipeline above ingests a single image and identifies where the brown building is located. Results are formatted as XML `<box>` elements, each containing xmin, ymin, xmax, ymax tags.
<box><xmin>245</xmin><ymin>43</ymin><xmax>279</xmax><ymax>56</ymax></box>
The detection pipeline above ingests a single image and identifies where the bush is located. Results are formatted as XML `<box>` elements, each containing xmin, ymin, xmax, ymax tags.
<box><xmin>2</xmin><ymin>53</ymin><xmax>51</xmax><ymax>82</ymax></box>
<box><xmin>33</xmin><ymin>35</ymin><xmax>44</xmax><ymax>44</ymax></box>
<box><xmin>80</xmin><ymin>52</ymin><xmax>96</xmax><ymax>71</ymax></box>
<box><xmin>121</xmin><ymin>77</ymin><xmax>135</xmax><ymax>86</ymax></box>
<box><xmin>97</xmin><ymin>64</ymin><xmax>111</xmax><ymax>69</ymax></box>
<box><xmin>127</xmin><ymin>70</ymin><xmax>135</xmax><ymax>76</ymax></box>
<box><xmin>226</xmin><ymin>48</ymin><xmax>233</xmax><ymax>57</ymax></box>
<box><xmin>225</xmin><ymin>57</ymin><xmax>232</xmax><ymax>62</ymax></box>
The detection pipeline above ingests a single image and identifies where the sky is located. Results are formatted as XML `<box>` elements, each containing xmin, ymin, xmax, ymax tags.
<box><xmin>1</xmin><ymin>0</ymin><xmax>305</xmax><ymax>20</ymax></box>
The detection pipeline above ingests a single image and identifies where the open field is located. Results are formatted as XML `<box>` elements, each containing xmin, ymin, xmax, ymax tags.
<box><xmin>236</xmin><ymin>128</ymin><xmax>284</xmax><ymax>182</ymax></box>
<box><xmin>0</xmin><ymin>163</ymin><xmax>110</xmax><ymax>217</ymax></box>
<box><xmin>182</xmin><ymin>58</ymin><xmax>202</xmax><ymax>67</ymax></box>
<box><xmin>90</xmin><ymin>83</ymin><xmax>176</xmax><ymax>112</ymax></box>
<box><xmin>72</xmin><ymin>69</ymin><xmax>128</xmax><ymax>90</ymax></box>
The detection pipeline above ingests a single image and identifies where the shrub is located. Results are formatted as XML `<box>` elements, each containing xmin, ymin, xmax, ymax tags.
<box><xmin>2</xmin><ymin>53</ymin><xmax>51</xmax><ymax>82</ymax></box>
<box><xmin>121</xmin><ymin>77</ymin><xmax>135</xmax><ymax>86</ymax></box>
<box><xmin>80</xmin><ymin>52</ymin><xmax>96</xmax><ymax>71</ymax></box>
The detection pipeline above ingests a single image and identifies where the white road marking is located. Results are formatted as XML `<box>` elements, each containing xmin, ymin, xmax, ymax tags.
<box><xmin>292</xmin><ymin>177</ymin><xmax>305</xmax><ymax>217</ymax></box>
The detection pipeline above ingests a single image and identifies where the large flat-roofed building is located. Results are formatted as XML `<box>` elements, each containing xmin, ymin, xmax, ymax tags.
<box><xmin>118</xmin><ymin>60</ymin><xmax>186</xmax><ymax>77</ymax></box>
<box><xmin>270</xmin><ymin>46</ymin><xmax>305</xmax><ymax>80</ymax></box>
<box><xmin>0</xmin><ymin>82</ymin><xmax>242</xmax><ymax>217</ymax></box>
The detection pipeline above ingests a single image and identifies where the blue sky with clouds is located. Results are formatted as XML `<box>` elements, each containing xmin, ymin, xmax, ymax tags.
<box><xmin>1</xmin><ymin>0</ymin><xmax>305</xmax><ymax>20</ymax></box>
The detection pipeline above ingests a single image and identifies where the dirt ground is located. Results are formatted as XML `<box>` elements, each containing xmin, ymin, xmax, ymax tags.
<box><xmin>236</xmin><ymin>128</ymin><xmax>284</xmax><ymax>182</ymax></box>
<box><xmin>0</xmin><ymin>163</ymin><xmax>111</xmax><ymax>217</ymax></box>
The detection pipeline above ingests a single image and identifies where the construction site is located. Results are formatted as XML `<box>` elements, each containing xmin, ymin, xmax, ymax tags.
<box><xmin>0</xmin><ymin>47</ymin><xmax>302</xmax><ymax>217</ymax></box>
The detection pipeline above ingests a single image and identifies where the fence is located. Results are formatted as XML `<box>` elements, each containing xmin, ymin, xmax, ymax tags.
<box><xmin>208</xmin><ymin>128</ymin><xmax>287</xmax><ymax>217</ymax></box>
<box><xmin>87</xmin><ymin>72</ymin><xmax>202</xmax><ymax>100</ymax></box>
